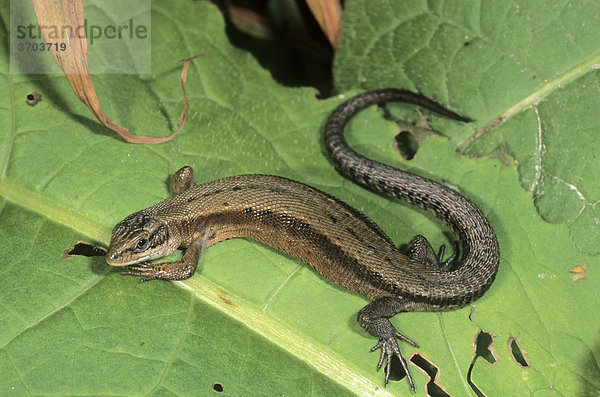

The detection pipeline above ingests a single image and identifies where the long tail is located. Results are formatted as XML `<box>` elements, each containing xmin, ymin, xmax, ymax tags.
<box><xmin>324</xmin><ymin>89</ymin><xmax>499</xmax><ymax>307</ymax></box>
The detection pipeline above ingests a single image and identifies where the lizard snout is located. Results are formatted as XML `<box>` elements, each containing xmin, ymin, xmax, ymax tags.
<box><xmin>106</xmin><ymin>250</ymin><xmax>123</xmax><ymax>265</ymax></box>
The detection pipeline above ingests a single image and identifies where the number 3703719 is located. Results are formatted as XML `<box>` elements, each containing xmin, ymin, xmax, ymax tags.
<box><xmin>17</xmin><ymin>42</ymin><xmax>67</xmax><ymax>51</ymax></box>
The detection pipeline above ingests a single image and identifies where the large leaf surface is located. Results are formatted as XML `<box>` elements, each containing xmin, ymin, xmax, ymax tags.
<box><xmin>335</xmin><ymin>0</ymin><xmax>600</xmax><ymax>256</ymax></box>
<box><xmin>1</xmin><ymin>1</ymin><xmax>599</xmax><ymax>396</ymax></box>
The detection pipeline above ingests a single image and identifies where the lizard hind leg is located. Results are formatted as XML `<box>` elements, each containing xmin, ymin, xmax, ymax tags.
<box><xmin>172</xmin><ymin>166</ymin><xmax>196</xmax><ymax>194</ymax></box>
<box><xmin>406</xmin><ymin>234</ymin><xmax>457</xmax><ymax>271</ymax></box>
<box><xmin>357</xmin><ymin>297</ymin><xmax>418</xmax><ymax>391</ymax></box>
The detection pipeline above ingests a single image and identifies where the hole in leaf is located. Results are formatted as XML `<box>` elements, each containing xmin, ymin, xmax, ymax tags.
<box><xmin>26</xmin><ymin>92</ymin><xmax>42</xmax><ymax>106</ymax></box>
<box><xmin>62</xmin><ymin>241</ymin><xmax>106</xmax><ymax>259</ymax></box>
<box><xmin>394</xmin><ymin>130</ymin><xmax>419</xmax><ymax>160</ymax></box>
<box><xmin>410</xmin><ymin>353</ymin><xmax>450</xmax><ymax>397</ymax></box>
<box><xmin>466</xmin><ymin>370</ymin><xmax>486</xmax><ymax>397</ymax></box>
<box><xmin>387</xmin><ymin>353</ymin><xmax>407</xmax><ymax>382</ymax></box>
<box><xmin>212</xmin><ymin>382</ymin><xmax>224</xmax><ymax>393</ymax></box>
<box><xmin>473</xmin><ymin>330</ymin><xmax>498</xmax><ymax>364</ymax></box>
<box><xmin>467</xmin><ymin>330</ymin><xmax>498</xmax><ymax>397</ymax></box>
<box><xmin>507</xmin><ymin>336</ymin><xmax>530</xmax><ymax>368</ymax></box>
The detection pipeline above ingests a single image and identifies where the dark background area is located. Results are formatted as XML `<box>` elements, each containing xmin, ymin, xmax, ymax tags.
<box><xmin>211</xmin><ymin>0</ymin><xmax>337</xmax><ymax>96</ymax></box>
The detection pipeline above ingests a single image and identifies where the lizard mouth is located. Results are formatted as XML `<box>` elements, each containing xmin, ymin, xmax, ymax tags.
<box><xmin>105</xmin><ymin>247</ymin><xmax>167</xmax><ymax>266</ymax></box>
<box><xmin>105</xmin><ymin>250</ymin><xmax>142</xmax><ymax>266</ymax></box>
<box><xmin>105</xmin><ymin>250</ymin><xmax>125</xmax><ymax>266</ymax></box>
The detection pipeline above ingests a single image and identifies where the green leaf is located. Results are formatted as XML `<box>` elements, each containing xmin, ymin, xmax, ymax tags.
<box><xmin>336</xmin><ymin>0</ymin><xmax>600</xmax><ymax>256</ymax></box>
<box><xmin>1</xmin><ymin>0</ymin><xmax>599</xmax><ymax>396</ymax></box>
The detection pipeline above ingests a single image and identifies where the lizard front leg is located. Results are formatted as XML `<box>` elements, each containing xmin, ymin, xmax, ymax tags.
<box><xmin>121</xmin><ymin>240</ymin><xmax>204</xmax><ymax>282</ymax></box>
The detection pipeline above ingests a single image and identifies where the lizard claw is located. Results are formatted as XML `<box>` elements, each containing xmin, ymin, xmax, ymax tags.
<box><xmin>121</xmin><ymin>263</ymin><xmax>158</xmax><ymax>282</ymax></box>
<box><xmin>371</xmin><ymin>332</ymin><xmax>417</xmax><ymax>392</ymax></box>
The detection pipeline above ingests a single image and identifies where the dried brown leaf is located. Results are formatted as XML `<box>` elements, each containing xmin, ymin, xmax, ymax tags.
<box><xmin>305</xmin><ymin>0</ymin><xmax>342</xmax><ymax>50</ymax></box>
<box><xmin>30</xmin><ymin>0</ymin><xmax>200</xmax><ymax>143</ymax></box>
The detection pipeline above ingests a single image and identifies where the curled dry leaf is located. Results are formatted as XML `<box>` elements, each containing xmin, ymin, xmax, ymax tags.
<box><xmin>305</xmin><ymin>0</ymin><xmax>342</xmax><ymax>50</ymax></box>
<box><xmin>31</xmin><ymin>0</ymin><xmax>203</xmax><ymax>143</ymax></box>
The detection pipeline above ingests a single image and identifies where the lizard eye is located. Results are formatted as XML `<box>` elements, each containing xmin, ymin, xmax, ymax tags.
<box><xmin>136</xmin><ymin>238</ymin><xmax>149</xmax><ymax>251</ymax></box>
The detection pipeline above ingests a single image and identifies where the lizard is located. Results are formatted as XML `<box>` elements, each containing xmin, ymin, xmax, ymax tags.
<box><xmin>106</xmin><ymin>89</ymin><xmax>500</xmax><ymax>391</ymax></box>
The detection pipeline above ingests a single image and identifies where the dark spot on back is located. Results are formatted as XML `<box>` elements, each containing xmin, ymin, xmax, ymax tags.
<box><xmin>187</xmin><ymin>196</ymin><xmax>197</xmax><ymax>202</ymax></box>
<box><xmin>314</xmin><ymin>187</ymin><xmax>394</xmax><ymax>245</ymax></box>
<box><xmin>329</xmin><ymin>215</ymin><xmax>338</xmax><ymax>223</ymax></box>
<box><xmin>202</xmin><ymin>189</ymin><xmax>222</xmax><ymax>198</ymax></box>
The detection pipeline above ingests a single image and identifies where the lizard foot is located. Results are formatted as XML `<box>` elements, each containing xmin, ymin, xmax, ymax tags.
<box><xmin>121</xmin><ymin>263</ymin><xmax>160</xmax><ymax>282</ymax></box>
<box><xmin>371</xmin><ymin>332</ymin><xmax>419</xmax><ymax>391</ymax></box>
<box><xmin>407</xmin><ymin>235</ymin><xmax>458</xmax><ymax>271</ymax></box>
<box><xmin>121</xmin><ymin>262</ymin><xmax>196</xmax><ymax>282</ymax></box>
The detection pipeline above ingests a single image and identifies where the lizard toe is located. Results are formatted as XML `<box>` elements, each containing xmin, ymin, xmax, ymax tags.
<box><xmin>370</xmin><ymin>336</ymin><xmax>415</xmax><ymax>391</ymax></box>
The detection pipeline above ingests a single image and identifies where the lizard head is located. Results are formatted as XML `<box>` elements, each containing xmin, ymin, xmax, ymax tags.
<box><xmin>106</xmin><ymin>212</ymin><xmax>172</xmax><ymax>266</ymax></box>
